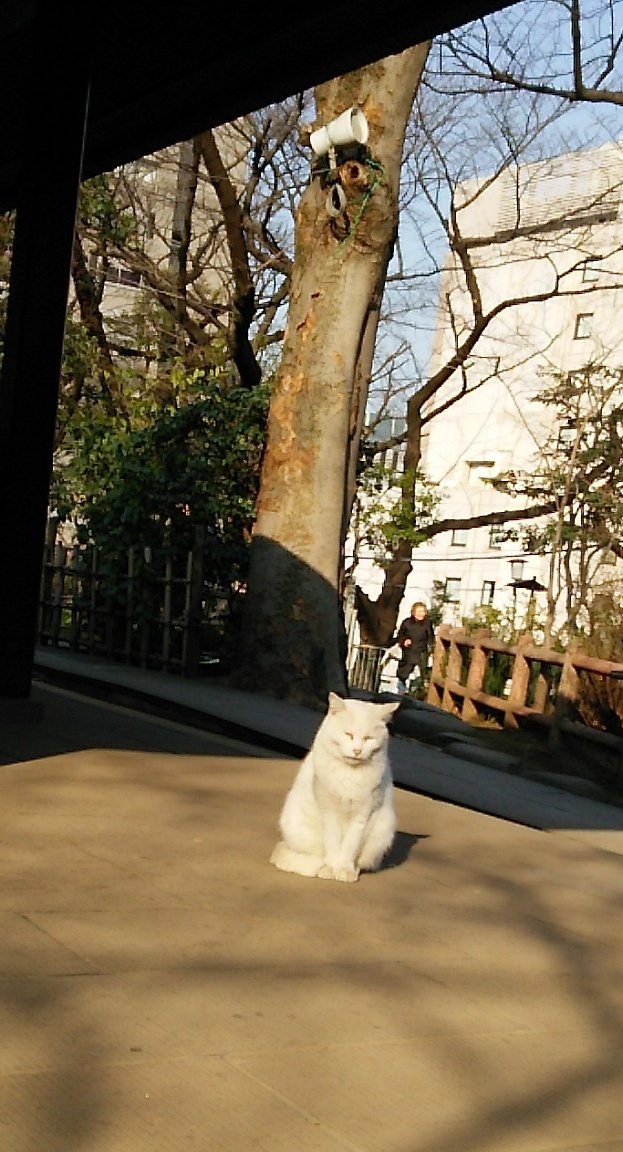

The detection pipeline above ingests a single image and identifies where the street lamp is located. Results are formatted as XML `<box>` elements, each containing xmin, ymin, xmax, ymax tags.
<box><xmin>508</xmin><ymin>560</ymin><xmax>546</xmax><ymax>634</ymax></box>
<box><xmin>510</xmin><ymin>559</ymin><xmax>525</xmax><ymax>583</ymax></box>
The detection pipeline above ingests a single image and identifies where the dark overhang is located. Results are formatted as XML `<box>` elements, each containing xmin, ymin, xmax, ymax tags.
<box><xmin>0</xmin><ymin>0</ymin><xmax>516</xmax><ymax>211</ymax></box>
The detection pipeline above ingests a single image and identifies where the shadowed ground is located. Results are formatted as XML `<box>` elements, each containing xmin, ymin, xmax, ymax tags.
<box><xmin>1</xmin><ymin>682</ymin><xmax>622</xmax><ymax>1151</ymax></box>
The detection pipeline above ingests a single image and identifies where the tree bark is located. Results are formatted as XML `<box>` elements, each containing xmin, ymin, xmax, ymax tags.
<box><xmin>199</xmin><ymin>130</ymin><xmax>262</xmax><ymax>389</ymax></box>
<box><xmin>233</xmin><ymin>45</ymin><xmax>430</xmax><ymax>706</ymax></box>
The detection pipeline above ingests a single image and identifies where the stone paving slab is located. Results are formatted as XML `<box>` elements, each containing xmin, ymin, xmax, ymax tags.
<box><xmin>1</xmin><ymin>738</ymin><xmax>623</xmax><ymax>1152</ymax></box>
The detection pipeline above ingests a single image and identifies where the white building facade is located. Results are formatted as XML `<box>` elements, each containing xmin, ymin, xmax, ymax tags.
<box><xmin>352</xmin><ymin>140</ymin><xmax>623</xmax><ymax>636</ymax></box>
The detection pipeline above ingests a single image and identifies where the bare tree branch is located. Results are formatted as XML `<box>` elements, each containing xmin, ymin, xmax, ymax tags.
<box><xmin>198</xmin><ymin>129</ymin><xmax>261</xmax><ymax>389</ymax></box>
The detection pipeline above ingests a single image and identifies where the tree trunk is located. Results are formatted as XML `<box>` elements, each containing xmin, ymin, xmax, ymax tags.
<box><xmin>355</xmin><ymin>544</ymin><xmax>414</xmax><ymax>647</ymax></box>
<box><xmin>233</xmin><ymin>45</ymin><xmax>430</xmax><ymax>707</ymax></box>
<box><xmin>199</xmin><ymin>130</ymin><xmax>262</xmax><ymax>389</ymax></box>
<box><xmin>355</xmin><ymin>384</ymin><xmax>426</xmax><ymax>646</ymax></box>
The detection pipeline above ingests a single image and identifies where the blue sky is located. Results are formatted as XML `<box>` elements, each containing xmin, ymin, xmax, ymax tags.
<box><xmin>374</xmin><ymin>1</ymin><xmax>623</xmax><ymax>401</ymax></box>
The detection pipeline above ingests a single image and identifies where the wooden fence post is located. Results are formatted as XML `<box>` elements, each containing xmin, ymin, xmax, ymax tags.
<box><xmin>86</xmin><ymin>545</ymin><xmax>98</xmax><ymax>651</ymax></box>
<box><xmin>505</xmin><ymin>633</ymin><xmax>533</xmax><ymax>728</ymax></box>
<box><xmin>125</xmin><ymin>547</ymin><xmax>135</xmax><ymax>663</ymax></box>
<box><xmin>49</xmin><ymin>541</ymin><xmax>66</xmax><ymax>645</ymax></box>
<box><xmin>162</xmin><ymin>554</ymin><xmax>173</xmax><ymax>670</ymax></box>
<box><xmin>38</xmin><ymin>518</ymin><xmax>59</xmax><ymax>643</ymax></box>
<box><xmin>426</xmin><ymin>625</ymin><xmax>449</xmax><ymax>707</ymax></box>
<box><xmin>67</xmin><ymin>545</ymin><xmax>81</xmax><ymax>649</ymax></box>
<box><xmin>532</xmin><ymin>664</ymin><xmax>550</xmax><ymax>713</ymax></box>
<box><xmin>549</xmin><ymin>643</ymin><xmax>580</xmax><ymax>749</ymax></box>
<box><xmin>441</xmin><ymin>632</ymin><xmax>463</xmax><ymax>713</ymax></box>
<box><xmin>34</xmin><ymin>527</ymin><xmax>234</xmax><ymax>680</ymax></box>
<box><xmin>461</xmin><ymin>629</ymin><xmax>489</xmax><ymax>722</ymax></box>
<box><xmin>182</xmin><ymin>526</ymin><xmax>205</xmax><ymax>677</ymax></box>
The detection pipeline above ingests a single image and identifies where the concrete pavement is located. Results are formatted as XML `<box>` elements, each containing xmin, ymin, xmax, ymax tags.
<box><xmin>0</xmin><ymin>654</ymin><xmax>622</xmax><ymax>1150</ymax></box>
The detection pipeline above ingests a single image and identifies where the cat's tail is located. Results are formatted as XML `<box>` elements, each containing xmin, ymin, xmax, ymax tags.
<box><xmin>270</xmin><ymin>840</ymin><xmax>323</xmax><ymax>878</ymax></box>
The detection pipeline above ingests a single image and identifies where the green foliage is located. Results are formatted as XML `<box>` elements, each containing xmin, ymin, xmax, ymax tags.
<box><xmin>49</xmin><ymin>159</ymin><xmax>275</xmax><ymax>621</ymax></box>
<box><xmin>461</xmin><ymin>596</ymin><xmax>547</xmax><ymax>646</ymax></box>
<box><xmin>52</xmin><ymin>367</ymin><xmax>270</xmax><ymax>595</ymax></box>
<box><xmin>58</xmin><ymin>319</ymin><xmax>104</xmax><ymax>416</ymax></box>
<box><xmin>459</xmin><ymin>602</ymin><xmax>555</xmax><ymax>702</ymax></box>
<box><xmin>491</xmin><ymin>365</ymin><xmax>623</xmax><ymax>638</ymax></box>
<box><xmin>458</xmin><ymin>604</ymin><xmax>510</xmax><ymax>697</ymax></box>
<box><xmin>584</xmin><ymin>588</ymin><xmax>623</xmax><ymax>663</ymax></box>
<box><xmin>354</xmin><ymin>463</ymin><xmax>440</xmax><ymax>564</ymax></box>
<box><xmin>461</xmin><ymin>603</ymin><xmax>509</xmax><ymax>640</ymax></box>
<box><xmin>428</xmin><ymin>579</ymin><xmax>449</xmax><ymax>627</ymax></box>
<box><xmin>575</xmin><ymin>589</ymin><xmax>623</xmax><ymax>733</ymax></box>
<box><xmin>79</xmin><ymin>174</ymin><xmax>138</xmax><ymax>249</ymax></box>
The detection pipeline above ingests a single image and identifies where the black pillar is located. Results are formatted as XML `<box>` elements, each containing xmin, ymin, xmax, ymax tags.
<box><xmin>0</xmin><ymin>5</ymin><xmax>91</xmax><ymax>696</ymax></box>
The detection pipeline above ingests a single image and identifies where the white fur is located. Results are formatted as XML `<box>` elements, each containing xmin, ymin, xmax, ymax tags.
<box><xmin>270</xmin><ymin>692</ymin><xmax>400</xmax><ymax>882</ymax></box>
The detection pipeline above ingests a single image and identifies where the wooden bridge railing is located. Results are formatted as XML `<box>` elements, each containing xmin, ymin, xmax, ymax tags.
<box><xmin>427</xmin><ymin>624</ymin><xmax>623</xmax><ymax>778</ymax></box>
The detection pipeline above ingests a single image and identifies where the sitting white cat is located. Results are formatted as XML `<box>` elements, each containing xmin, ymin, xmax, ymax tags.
<box><xmin>270</xmin><ymin>692</ymin><xmax>400</xmax><ymax>883</ymax></box>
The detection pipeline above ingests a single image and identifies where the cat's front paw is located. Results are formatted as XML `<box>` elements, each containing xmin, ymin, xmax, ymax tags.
<box><xmin>335</xmin><ymin>865</ymin><xmax>360</xmax><ymax>883</ymax></box>
<box><xmin>317</xmin><ymin>863</ymin><xmax>360</xmax><ymax>883</ymax></box>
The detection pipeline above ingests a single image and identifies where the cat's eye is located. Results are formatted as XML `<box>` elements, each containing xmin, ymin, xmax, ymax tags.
<box><xmin>345</xmin><ymin>731</ymin><xmax>353</xmax><ymax>739</ymax></box>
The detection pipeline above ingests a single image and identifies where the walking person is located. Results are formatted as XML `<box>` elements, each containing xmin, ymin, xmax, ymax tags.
<box><xmin>394</xmin><ymin>601</ymin><xmax>435</xmax><ymax>696</ymax></box>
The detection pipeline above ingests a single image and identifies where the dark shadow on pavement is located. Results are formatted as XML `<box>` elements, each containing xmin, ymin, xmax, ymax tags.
<box><xmin>383</xmin><ymin>830</ymin><xmax>429</xmax><ymax>869</ymax></box>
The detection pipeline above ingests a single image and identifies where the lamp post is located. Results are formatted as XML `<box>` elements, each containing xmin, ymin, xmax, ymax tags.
<box><xmin>508</xmin><ymin>560</ymin><xmax>525</xmax><ymax>635</ymax></box>
<box><xmin>508</xmin><ymin>560</ymin><xmax>546</xmax><ymax>636</ymax></box>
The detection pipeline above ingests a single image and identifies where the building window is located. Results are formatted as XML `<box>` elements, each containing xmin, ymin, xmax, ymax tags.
<box><xmin>444</xmin><ymin>577</ymin><xmax>461</xmax><ymax>604</ymax></box>
<box><xmin>380</xmin><ymin>446</ymin><xmax>403</xmax><ymax>472</ymax></box>
<box><xmin>451</xmin><ymin>528</ymin><xmax>469</xmax><ymax>547</ymax></box>
<box><xmin>87</xmin><ymin>254</ymin><xmax>142</xmax><ymax>289</ymax></box>
<box><xmin>573</xmin><ymin>313</ymin><xmax>593</xmax><ymax>339</ymax></box>
<box><xmin>367</xmin><ymin>414</ymin><xmax>406</xmax><ymax>474</ymax></box>
<box><xmin>118</xmin><ymin>267</ymin><xmax>142</xmax><ymax>287</ymax></box>
<box><xmin>581</xmin><ymin>261</ymin><xmax>599</xmax><ymax>283</ymax></box>
<box><xmin>489</xmin><ymin>525</ymin><xmax>506</xmax><ymax>550</ymax></box>
<box><xmin>481</xmin><ymin>580</ymin><xmax>495</xmax><ymax>604</ymax></box>
<box><xmin>467</xmin><ymin>460</ymin><xmax>495</xmax><ymax>486</ymax></box>
<box><xmin>557</xmin><ymin>420</ymin><xmax>576</xmax><ymax>449</ymax></box>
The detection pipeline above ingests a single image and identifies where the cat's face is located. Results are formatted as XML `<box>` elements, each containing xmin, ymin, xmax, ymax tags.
<box><xmin>326</xmin><ymin>694</ymin><xmax>399</xmax><ymax>764</ymax></box>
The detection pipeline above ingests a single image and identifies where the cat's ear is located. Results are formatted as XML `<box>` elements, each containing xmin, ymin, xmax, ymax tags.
<box><xmin>378</xmin><ymin>701</ymin><xmax>401</xmax><ymax>723</ymax></box>
<box><xmin>327</xmin><ymin>692</ymin><xmax>346</xmax><ymax>712</ymax></box>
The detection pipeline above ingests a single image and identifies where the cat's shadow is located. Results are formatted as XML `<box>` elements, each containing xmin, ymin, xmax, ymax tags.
<box><xmin>382</xmin><ymin>831</ymin><xmax>429</xmax><ymax>870</ymax></box>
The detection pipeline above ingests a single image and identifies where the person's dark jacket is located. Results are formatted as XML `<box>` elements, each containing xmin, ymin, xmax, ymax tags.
<box><xmin>394</xmin><ymin>614</ymin><xmax>435</xmax><ymax>681</ymax></box>
<box><xmin>395</xmin><ymin>615</ymin><xmax>435</xmax><ymax>655</ymax></box>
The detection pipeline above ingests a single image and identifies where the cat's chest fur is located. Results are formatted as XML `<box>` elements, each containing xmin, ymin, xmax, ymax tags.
<box><xmin>312</xmin><ymin>750</ymin><xmax>385</xmax><ymax>811</ymax></box>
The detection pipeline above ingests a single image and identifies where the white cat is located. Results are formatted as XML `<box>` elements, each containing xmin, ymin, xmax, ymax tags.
<box><xmin>270</xmin><ymin>692</ymin><xmax>400</xmax><ymax>883</ymax></box>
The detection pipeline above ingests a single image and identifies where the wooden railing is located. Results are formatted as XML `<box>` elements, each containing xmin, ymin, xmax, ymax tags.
<box><xmin>427</xmin><ymin>624</ymin><xmax>623</xmax><ymax>779</ymax></box>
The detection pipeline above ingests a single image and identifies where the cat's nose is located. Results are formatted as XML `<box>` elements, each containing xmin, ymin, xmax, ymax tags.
<box><xmin>353</xmin><ymin>746</ymin><xmax>362</xmax><ymax>757</ymax></box>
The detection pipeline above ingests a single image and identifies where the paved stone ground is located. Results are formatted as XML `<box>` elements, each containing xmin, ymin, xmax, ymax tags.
<box><xmin>1</xmin><ymin>682</ymin><xmax>623</xmax><ymax>1151</ymax></box>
